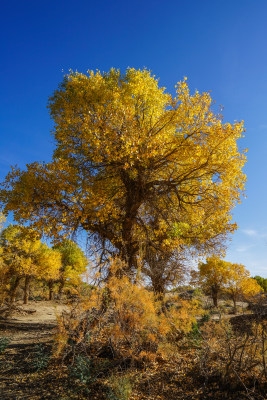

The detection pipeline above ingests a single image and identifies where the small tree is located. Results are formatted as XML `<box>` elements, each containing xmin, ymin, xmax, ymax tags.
<box><xmin>198</xmin><ymin>256</ymin><xmax>231</xmax><ymax>307</ymax></box>
<box><xmin>197</xmin><ymin>257</ymin><xmax>262</xmax><ymax>311</ymax></box>
<box><xmin>38</xmin><ymin>245</ymin><xmax>62</xmax><ymax>300</ymax></box>
<box><xmin>53</xmin><ymin>239</ymin><xmax>87</xmax><ymax>298</ymax></box>
<box><xmin>253</xmin><ymin>275</ymin><xmax>267</xmax><ymax>293</ymax></box>
<box><xmin>225</xmin><ymin>264</ymin><xmax>262</xmax><ymax>313</ymax></box>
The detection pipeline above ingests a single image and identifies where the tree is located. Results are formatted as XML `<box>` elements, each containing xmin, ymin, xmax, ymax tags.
<box><xmin>197</xmin><ymin>257</ymin><xmax>262</xmax><ymax>311</ymax></box>
<box><xmin>53</xmin><ymin>239</ymin><xmax>87</xmax><ymax>298</ymax></box>
<box><xmin>0</xmin><ymin>69</ymin><xmax>246</xmax><ymax>278</ymax></box>
<box><xmin>142</xmin><ymin>249</ymin><xmax>186</xmax><ymax>296</ymax></box>
<box><xmin>197</xmin><ymin>256</ymin><xmax>231</xmax><ymax>307</ymax></box>
<box><xmin>0</xmin><ymin>225</ymin><xmax>61</xmax><ymax>303</ymax></box>
<box><xmin>0</xmin><ymin>214</ymin><xmax>9</xmax><ymax>304</ymax></box>
<box><xmin>38</xmin><ymin>245</ymin><xmax>62</xmax><ymax>301</ymax></box>
<box><xmin>225</xmin><ymin>264</ymin><xmax>262</xmax><ymax>313</ymax></box>
<box><xmin>142</xmin><ymin>211</ymin><xmax>226</xmax><ymax>295</ymax></box>
<box><xmin>253</xmin><ymin>275</ymin><xmax>267</xmax><ymax>293</ymax></box>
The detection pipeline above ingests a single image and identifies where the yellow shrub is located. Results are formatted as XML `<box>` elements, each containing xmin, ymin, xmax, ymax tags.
<box><xmin>54</xmin><ymin>258</ymin><xmax>203</xmax><ymax>362</ymax></box>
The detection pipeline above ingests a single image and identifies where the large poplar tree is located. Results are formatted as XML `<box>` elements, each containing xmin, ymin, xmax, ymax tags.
<box><xmin>0</xmin><ymin>68</ymin><xmax>246</xmax><ymax>274</ymax></box>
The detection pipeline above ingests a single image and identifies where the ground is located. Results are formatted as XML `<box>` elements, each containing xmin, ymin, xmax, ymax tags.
<box><xmin>0</xmin><ymin>300</ymin><xmax>266</xmax><ymax>400</ymax></box>
<box><xmin>0</xmin><ymin>301</ymin><xmax>69</xmax><ymax>400</ymax></box>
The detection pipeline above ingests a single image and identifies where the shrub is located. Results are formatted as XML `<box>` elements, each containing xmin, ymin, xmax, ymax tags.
<box><xmin>0</xmin><ymin>337</ymin><xmax>9</xmax><ymax>353</ymax></box>
<box><xmin>107</xmin><ymin>375</ymin><xmax>132</xmax><ymax>400</ymax></box>
<box><xmin>32</xmin><ymin>343</ymin><xmax>50</xmax><ymax>371</ymax></box>
<box><xmin>198</xmin><ymin>319</ymin><xmax>267</xmax><ymax>390</ymax></box>
<box><xmin>68</xmin><ymin>355</ymin><xmax>94</xmax><ymax>394</ymax></box>
<box><xmin>199</xmin><ymin>312</ymin><xmax>210</xmax><ymax>324</ymax></box>
<box><xmin>54</xmin><ymin>258</ymin><xmax>202</xmax><ymax>364</ymax></box>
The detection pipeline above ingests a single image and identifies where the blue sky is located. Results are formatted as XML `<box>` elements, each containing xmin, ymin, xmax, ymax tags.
<box><xmin>1</xmin><ymin>0</ymin><xmax>267</xmax><ymax>277</ymax></box>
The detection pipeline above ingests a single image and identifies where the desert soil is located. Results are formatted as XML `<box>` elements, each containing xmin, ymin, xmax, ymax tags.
<box><xmin>0</xmin><ymin>301</ymin><xmax>69</xmax><ymax>400</ymax></box>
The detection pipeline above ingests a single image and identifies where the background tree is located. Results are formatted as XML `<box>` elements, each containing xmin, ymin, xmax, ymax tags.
<box><xmin>53</xmin><ymin>239</ymin><xmax>87</xmax><ymax>298</ymax></box>
<box><xmin>197</xmin><ymin>256</ymin><xmax>231</xmax><ymax>307</ymax></box>
<box><xmin>0</xmin><ymin>69</ymin><xmax>246</xmax><ymax>280</ymax></box>
<box><xmin>253</xmin><ymin>275</ymin><xmax>267</xmax><ymax>293</ymax></box>
<box><xmin>0</xmin><ymin>225</ymin><xmax>61</xmax><ymax>303</ymax></box>
<box><xmin>196</xmin><ymin>257</ymin><xmax>262</xmax><ymax>311</ymax></box>
<box><xmin>141</xmin><ymin>213</ymin><xmax>226</xmax><ymax>295</ymax></box>
<box><xmin>0</xmin><ymin>214</ymin><xmax>9</xmax><ymax>304</ymax></box>
<box><xmin>225</xmin><ymin>264</ymin><xmax>262</xmax><ymax>313</ymax></box>
<box><xmin>38</xmin><ymin>245</ymin><xmax>62</xmax><ymax>300</ymax></box>
<box><xmin>142</xmin><ymin>249</ymin><xmax>185</xmax><ymax>296</ymax></box>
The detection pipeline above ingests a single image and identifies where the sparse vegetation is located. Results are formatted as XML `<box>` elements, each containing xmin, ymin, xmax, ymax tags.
<box><xmin>32</xmin><ymin>343</ymin><xmax>51</xmax><ymax>371</ymax></box>
<box><xmin>0</xmin><ymin>336</ymin><xmax>9</xmax><ymax>354</ymax></box>
<box><xmin>107</xmin><ymin>375</ymin><xmax>132</xmax><ymax>400</ymax></box>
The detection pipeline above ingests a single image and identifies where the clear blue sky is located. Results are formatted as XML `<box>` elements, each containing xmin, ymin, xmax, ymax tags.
<box><xmin>1</xmin><ymin>0</ymin><xmax>267</xmax><ymax>277</ymax></box>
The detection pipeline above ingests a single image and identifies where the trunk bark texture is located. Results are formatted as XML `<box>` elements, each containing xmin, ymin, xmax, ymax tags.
<box><xmin>58</xmin><ymin>279</ymin><xmax>64</xmax><ymax>299</ymax></box>
<box><xmin>48</xmin><ymin>281</ymin><xmax>54</xmax><ymax>301</ymax></box>
<box><xmin>233</xmin><ymin>297</ymin><xmax>237</xmax><ymax>314</ymax></box>
<box><xmin>211</xmin><ymin>287</ymin><xmax>218</xmax><ymax>307</ymax></box>
<box><xmin>23</xmin><ymin>276</ymin><xmax>31</xmax><ymax>304</ymax></box>
<box><xmin>10</xmin><ymin>276</ymin><xmax>21</xmax><ymax>303</ymax></box>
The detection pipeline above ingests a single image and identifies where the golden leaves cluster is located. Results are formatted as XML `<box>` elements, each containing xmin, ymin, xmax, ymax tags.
<box><xmin>198</xmin><ymin>256</ymin><xmax>262</xmax><ymax>300</ymax></box>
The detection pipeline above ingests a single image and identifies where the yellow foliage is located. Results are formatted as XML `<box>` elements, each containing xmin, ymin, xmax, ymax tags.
<box><xmin>198</xmin><ymin>256</ymin><xmax>231</xmax><ymax>288</ymax></box>
<box><xmin>0</xmin><ymin>224</ymin><xmax>62</xmax><ymax>302</ymax></box>
<box><xmin>37</xmin><ymin>245</ymin><xmax>62</xmax><ymax>281</ymax></box>
<box><xmin>197</xmin><ymin>257</ymin><xmax>262</xmax><ymax>308</ymax></box>
<box><xmin>225</xmin><ymin>263</ymin><xmax>262</xmax><ymax>303</ymax></box>
<box><xmin>53</xmin><ymin>239</ymin><xmax>88</xmax><ymax>291</ymax></box>
<box><xmin>54</xmin><ymin>258</ymin><xmax>202</xmax><ymax>360</ymax></box>
<box><xmin>0</xmin><ymin>225</ymin><xmax>61</xmax><ymax>280</ymax></box>
<box><xmin>0</xmin><ymin>68</ymin><xmax>246</xmax><ymax>274</ymax></box>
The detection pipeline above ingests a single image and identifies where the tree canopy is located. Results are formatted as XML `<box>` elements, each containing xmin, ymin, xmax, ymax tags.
<box><xmin>225</xmin><ymin>264</ymin><xmax>262</xmax><ymax>312</ymax></box>
<box><xmin>197</xmin><ymin>256</ymin><xmax>262</xmax><ymax>309</ymax></box>
<box><xmin>197</xmin><ymin>256</ymin><xmax>231</xmax><ymax>306</ymax></box>
<box><xmin>53</xmin><ymin>239</ymin><xmax>88</xmax><ymax>297</ymax></box>
<box><xmin>0</xmin><ymin>224</ymin><xmax>61</xmax><ymax>303</ymax></box>
<box><xmin>253</xmin><ymin>275</ymin><xmax>267</xmax><ymax>292</ymax></box>
<box><xmin>0</xmin><ymin>68</ymin><xmax>246</xmax><ymax>275</ymax></box>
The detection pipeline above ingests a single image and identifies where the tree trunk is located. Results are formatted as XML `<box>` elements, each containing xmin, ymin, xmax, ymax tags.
<box><xmin>233</xmin><ymin>296</ymin><xmax>237</xmax><ymax>314</ymax></box>
<box><xmin>211</xmin><ymin>287</ymin><xmax>218</xmax><ymax>307</ymax></box>
<box><xmin>151</xmin><ymin>276</ymin><xmax>165</xmax><ymax>300</ymax></box>
<box><xmin>120</xmin><ymin>171</ymin><xmax>143</xmax><ymax>272</ymax></box>
<box><xmin>10</xmin><ymin>276</ymin><xmax>21</xmax><ymax>303</ymax></box>
<box><xmin>48</xmin><ymin>281</ymin><xmax>54</xmax><ymax>301</ymax></box>
<box><xmin>58</xmin><ymin>279</ymin><xmax>64</xmax><ymax>299</ymax></box>
<box><xmin>23</xmin><ymin>276</ymin><xmax>31</xmax><ymax>304</ymax></box>
<box><xmin>121</xmin><ymin>218</ymin><xmax>138</xmax><ymax>274</ymax></box>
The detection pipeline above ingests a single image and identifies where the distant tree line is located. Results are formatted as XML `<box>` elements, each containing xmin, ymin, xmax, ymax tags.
<box><xmin>191</xmin><ymin>256</ymin><xmax>262</xmax><ymax>312</ymax></box>
<box><xmin>0</xmin><ymin>222</ymin><xmax>88</xmax><ymax>304</ymax></box>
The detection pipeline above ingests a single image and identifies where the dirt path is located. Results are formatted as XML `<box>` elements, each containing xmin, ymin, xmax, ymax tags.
<box><xmin>0</xmin><ymin>301</ymin><xmax>69</xmax><ymax>400</ymax></box>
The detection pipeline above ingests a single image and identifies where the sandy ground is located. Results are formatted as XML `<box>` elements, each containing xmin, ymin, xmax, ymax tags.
<box><xmin>2</xmin><ymin>300</ymin><xmax>68</xmax><ymax>324</ymax></box>
<box><xmin>0</xmin><ymin>300</ymin><xmax>69</xmax><ymax>347</ymax></box>
<box><xmin>0</xmin><ymin>301</ymin><xmax>70</xmax><ymax>399</ymax></box>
